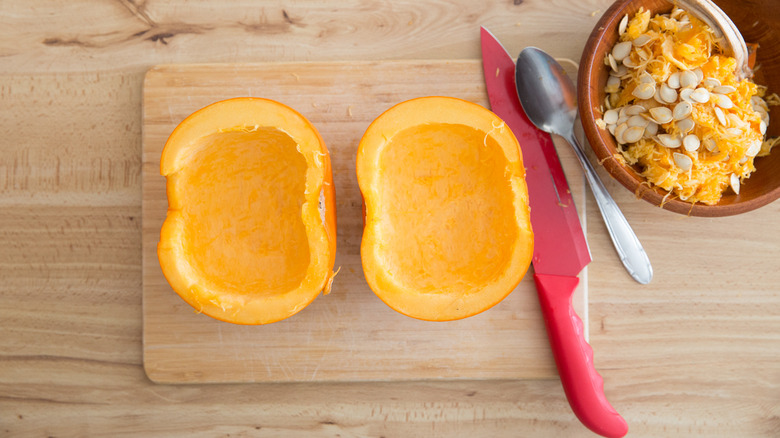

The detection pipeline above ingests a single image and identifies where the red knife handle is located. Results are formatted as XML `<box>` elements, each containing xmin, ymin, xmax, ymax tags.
<box><xmin>534</xmin><ymin>273</ymin><xmax>628</xmax><ymax>438</ymax></box>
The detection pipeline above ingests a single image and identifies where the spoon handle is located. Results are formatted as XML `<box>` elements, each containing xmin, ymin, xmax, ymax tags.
<box><xmin>564</xmin><ymin>131</ymin><xmax>653</xmax><ymax>284</ymax></box>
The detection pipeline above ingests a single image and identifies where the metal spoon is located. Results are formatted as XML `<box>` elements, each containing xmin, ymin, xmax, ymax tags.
<box><xmin>514</xmin><ymin>47</ymin><xmax>653</xmax><ymax>285</ymax></box>
<box><xmin>672</xmin><ymin>0</ymin><xmax>751</xmax><ymax>80</ymax></box>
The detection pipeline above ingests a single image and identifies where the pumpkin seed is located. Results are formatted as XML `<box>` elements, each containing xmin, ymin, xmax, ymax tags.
<box><xmin>679</xmin><ymin>88</ymin><xmax>695</xmax><ymax>103</ymax></box>
<box><xmin>683</xmin><ymin>134</ymin><xmax>700</xmax><ymax>151</ymax></box>
<box><xmin>624</xmin><ymin>104</ymin><xmax>646</xmax><ymax>115</ymax></box>
<box><xmin>673</xmin><ymin>152</ymin><xmax>693</xmax><ymax>171</ymax></box>
<box><xmin>659</xmin><ymin>83</ymin><xmax>678</xmax><ymax>103</ymax></box>
<box><xmin>727</xmin><ymin>113</ymin><xmax>745</xmax><ymax>128</ymax></box>
<box><xmin>714</xmin><ymin>107</ymin><xmax>728</xmax><ymax>126</ymax></box>
<box><xmin>704</xmin><ymin>138</ymin><xmax>719</xmax><ymax>153</ymax></box>
<box><xmin>757</xmin><ymin>105</ymin><xmax>769</xmax><ymax>123</ymax></box>
<box><xmin>751</xmin><ymin>96</ymin><xmax>769</xmax><ymax>112</ymax></box>
<box><xmin>713</xmin><ymin>85</ymin><xmax>737</xmax><ymax>94</ymax></box>
<box><xmin>649</xmin><ymin>107</ymin><xmax>673</xmax><ymax>124</ymax></box>
<box><xmin>615</xmin><ymin>123</ymin><xmax>629</xmax><ymax>144</ymax></box>
<box><xmin>612</xmin><ymin>41</ymin><xmax>632</xmax><ymax>61</ymax></box>
<box><xmin>628</xmin><ymin>114</ymin><xmax>650</xmax><ymax>128</ymax></box>
<box><xmin>673</xmin><ymin>101</ymin><xmax>692</xmax><ymax>120</ymax></box>
<box><xmin>679</xmin><ymin>70</ymin><xmax>698</xmax><ymax>88</ymax></box>
<box><xmin>690</xmin><ymin>87</ymin><xmax>711</xmax><ymax>103</ymax></box>
<box><xmin>606</xmin><ymin>75</ymin><xmax>621</xmax><ymax>93</ymax></box>
<box><xmin>603</xmin><ymin>108</ymin><xmax>619</xmax><ymax>125</ymax></box>
<box><xmin>746</xmin><ymin>140</ymin><xmax>762</xmax><ymax>157</ymax></box>
<box><xmin>701</xmin><ymin>77</ymin><xmax>721</xmax><ymax>88</ymax></box>
<box><xmin>693</xmin><ymin>68</ymin><xmax>703</xmax><ymax>82</ymax></box>
<box><xmin>677</xmin><ymin>118</ymin><xmax>695</xmax><ymax>134</ymax></box>
<box><xmin>653</xmin><ymin>88</ymin><xmax>666</xmax><ymax>104</ymax></box>
<box><xmin>614</xmin><ymin>64</ymin><xmax>628</xmax><ymax>77</ymax></box>
<box><xmin>633</xmin><ymin>34</ymin><xmax>652</xmax><ymax>47</ymax></box>
<box><xmin>730</xmin><ymin>173</ymin><xmax>740</xmax><ymax>194</ymax></box>
<box><xmin>639</xmin><ymin>72</ymin><xmax>655</xmax><ymax>84</ymax></box>
<box><xmin>667</xmin><ymin>72</ymin><xmax>681</xmax><ymax>89</ymax></box>
<box><xmin>609</xmin><ymin>92</ymin><xmax>620</xmax><ymax>108</ymax></box>
<box><xmin>754</xmin><ymin>104</ymin><xmax>768</xmax><ymax>118</ymax></box>
<box><xmin>714</xmin><ymin>93</ymin><xmax>734</xmax><ymax>109</ymax></box>
<box><xmin>658</xmin><ymin>134</ymin><xmax>682</xmax><ymax>148</ymax></box>
<box><xmin>608</xmin><ymin>53</ymin><xmax>619</xmax><ymax>72</ymax></box>
<box><xmin>632</xmin><ymin>82</ymin><xmax>656</xmax><ymax>100</ymax></box>
<box><xmin>623</xmin><ymin>57</ymin><xmax>639</xmax><ymax>68</ymax></box>
<box><xmin>619</xmin><ymin>14</ymin><xmax>629</xmax><ymax>35</ymax></box>
<box><xmin>623</xmin><ymin>126</ymin><xmax>645</xmax><ymax>143</ymax></box>
<box><xmin>760</xmin><ymin>120</ymin><xmax>768</xmax><ymax>135</ymax></box>
<box><xmin>645</xmin><ymin>121</ymin><xmax>659</xmax><ymax>136</ymax></box>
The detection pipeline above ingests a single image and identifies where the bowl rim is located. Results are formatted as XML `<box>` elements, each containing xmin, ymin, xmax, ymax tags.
<box><xmin>577</xmin><ymin>0</ymin><xmax>780</xmax><ymax>217</ymax></box>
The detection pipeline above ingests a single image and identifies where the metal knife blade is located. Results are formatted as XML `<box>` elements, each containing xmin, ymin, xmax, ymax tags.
<box><xmin>480</xmin><ymin>27</ymin><xmax>628</xmax><ymax>438</ymax></box>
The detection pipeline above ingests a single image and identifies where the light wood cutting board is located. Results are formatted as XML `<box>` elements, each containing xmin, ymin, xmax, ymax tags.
<box><xmin>142</xmin><ymin>61</ymin><xmax>588</xmax><ymax>384</ymax></box>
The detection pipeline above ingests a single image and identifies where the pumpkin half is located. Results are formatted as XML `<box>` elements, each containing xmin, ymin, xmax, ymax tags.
<box><xmin>356</xmin><ymin>96</ymin><xmax>534</xmax><ymax>321</ymax></box>
<box><xmin>158</xmin><ymin>97</ymin><xmax>337</xmax><ymax>325</ymax></box>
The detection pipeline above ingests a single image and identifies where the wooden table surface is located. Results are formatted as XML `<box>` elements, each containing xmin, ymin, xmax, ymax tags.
<box><xmin>2</xmin><ymin>0</ymin><xmax>778</xmax><ymax>437</ymax></box>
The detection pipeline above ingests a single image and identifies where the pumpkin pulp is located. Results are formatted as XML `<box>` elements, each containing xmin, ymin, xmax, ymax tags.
<box><xmin>378</xmin><ymin>123</ymin><xmax>518</xmax><ymax>292</ymax></box>
<box><xmin>177</xmin><ymin>128</ymin><xmax>310</xmax><ymax>296</ymax></box>
<box><xmin>159</xmin><ymin>98</ymin><xmax>337</xmax><ymax>325</ymax></box>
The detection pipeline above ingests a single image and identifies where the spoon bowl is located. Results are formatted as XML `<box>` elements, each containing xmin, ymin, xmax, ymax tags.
<box><xmin>514</xmin><ymin>49</ymin><xmax>578</xmax><ymax>137</ymax></box>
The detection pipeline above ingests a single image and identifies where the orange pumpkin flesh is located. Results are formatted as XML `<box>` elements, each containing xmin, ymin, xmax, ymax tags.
<box><xmin>356</xmin><ymin>96</ymin><xmax>534</xmax><ymax>321</ymax></box>
<box><xmin>158</xmin><ymin>97</ymin><xmax>337</xmax><ymax>325</ymax></box>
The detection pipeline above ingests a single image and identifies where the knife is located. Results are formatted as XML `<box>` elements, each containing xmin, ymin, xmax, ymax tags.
<box><xmin>480</xmin><ymin>27</ymin><xmax>628</xmax><ymax>438</ymax></box>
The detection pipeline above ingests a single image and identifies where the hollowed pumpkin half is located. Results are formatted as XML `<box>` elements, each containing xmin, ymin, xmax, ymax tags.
<box><xmin>356</xmin><ymin>96</ymin><xmax>534</xmax><ymax>321</ymax></box>
<box><xmin>158</xmin><ymin>97</ymin><xmax>337</xmax><ymax>325</ymax></box>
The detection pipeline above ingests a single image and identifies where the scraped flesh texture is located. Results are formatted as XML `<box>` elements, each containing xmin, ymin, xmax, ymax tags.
<box><xmin>376</xmin><ymin>123</ymin><xmax>517</xmax><ymax>294</ymax></box>
<box><xmin>177</xmin><ymin>128</ymin><xmax>310</xmax><ymax>297</ymax></box>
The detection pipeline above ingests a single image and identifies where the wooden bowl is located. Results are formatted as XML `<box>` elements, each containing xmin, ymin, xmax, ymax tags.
<box><xmin>578</xmin><ymin>0</ymin><xmax>780</xmax><ymax>216</ymax></box>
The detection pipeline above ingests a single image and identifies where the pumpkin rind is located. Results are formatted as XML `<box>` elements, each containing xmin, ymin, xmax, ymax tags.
<box><xmin>356</xmin><ymin>96</ymin><xmax>534</xmax><ymax>321</ymax></box>
<box><xmin>158</xmin><ymin>97</ymin><xmax>337</xmax><ymax>325</ymax></box>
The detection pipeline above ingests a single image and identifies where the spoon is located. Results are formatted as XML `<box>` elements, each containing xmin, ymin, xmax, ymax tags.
<box><xmin>672</xmin><ymin>0</ymin><xmax>751</xmax><ymax>80</ymax></box>
<box><xmin>514</xmin><ymin>47</ymin><xmax>653</xmax><ymax>285</ymax></box>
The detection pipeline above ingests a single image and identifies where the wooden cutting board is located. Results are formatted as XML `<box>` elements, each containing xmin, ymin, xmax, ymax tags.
<box><xmin>141</xmin><ymin>61</ymin><xmax>588</xmax><ymax>384</ymax></box>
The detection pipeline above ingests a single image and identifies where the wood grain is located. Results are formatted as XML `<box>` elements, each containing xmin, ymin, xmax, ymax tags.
<box><xmin>2</xmin><ymin>0</ymin><xmax>779</xmax><ymax>436</ymax></box>
<box><xmin>141</xmin><ymin>61</ymin><xmax>588</xmax><ymax>383</ymax></box>
<box><xmin>1</xmin><ymin>0</ymin><xmax>608</xmax><ymax>74</ymax></box>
